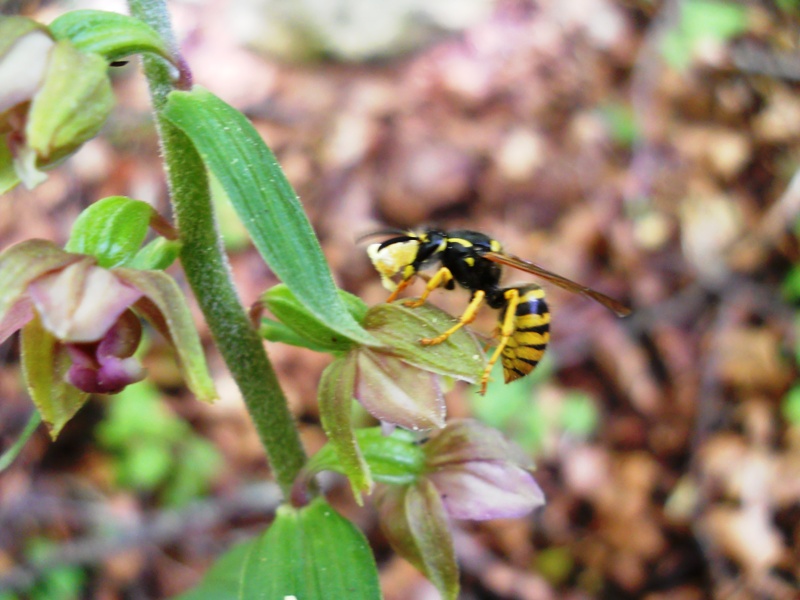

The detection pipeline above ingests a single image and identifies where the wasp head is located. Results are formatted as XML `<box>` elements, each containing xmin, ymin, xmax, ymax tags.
<box><xmin>364</xmin><ymin>229</ymin><xmax>448</xmax><ymax>291</ymax></box>
<box><xmin>367</xmin><ymin>237</ymin><xmax>421</xmax><ymax>291</ymax></box>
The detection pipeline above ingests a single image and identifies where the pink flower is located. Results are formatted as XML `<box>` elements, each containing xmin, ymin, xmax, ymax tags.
<box><xmin>373</xmin><ymin>420</ymin><xmax>544</xmax><ymax>600</ymax></box>
<box><xmin>0</xmin><ymin>239</ymin><xmax>215</xmax><ymax>437</ymax></box>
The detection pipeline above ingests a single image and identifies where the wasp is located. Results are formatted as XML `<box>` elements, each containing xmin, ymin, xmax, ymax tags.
<box><xmin>364</xmin><ymin>228</ymin><xmax>631</xmax><ymax>394</ymax></box>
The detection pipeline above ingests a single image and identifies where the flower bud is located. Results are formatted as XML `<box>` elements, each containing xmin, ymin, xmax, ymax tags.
<box><xmin>0</xmin><ymin>17</ymin><xmax>52</xmax><ymax>123</ymax></box>
<box><xmin>0</xmin><ymin>16</ymin><xmax>113</xmax><ymax>189</ymax></box>
<box><xmin>24</xmin><ymin>42</ymin><xmax>113</xmax><ymax>169</ymax></box>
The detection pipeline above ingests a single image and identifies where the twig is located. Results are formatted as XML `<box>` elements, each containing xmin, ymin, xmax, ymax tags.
<box><xmin>731</xmin><ymin>40</ymin><xmax>800</xmax><ymax>83</ymax></box>
<box><xmin>0</xmin><ymin>481</ymin><xmax>285</xmax><ymax>593</ymax></box>
<box><xmin>626</xmin><ymin>0</ymin><xmax>682</xmax><ymax>206</ymax></box>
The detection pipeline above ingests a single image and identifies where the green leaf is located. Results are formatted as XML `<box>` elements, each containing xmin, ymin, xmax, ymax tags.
<box><xmin>782</xmin><ymin>385</ymin><xmax>800</xmax><ymax>426</ymax></box>
<box><xmin>209</xmin><ymin>172</ymin><xmax>252</xmax><ymax>251</ymax></box>
<box><xmin>376</xmin><ymin>481</ymin><xmax>458</xmax><ymax>600</ymax></box>
<box><xmin>470</xmin><ymin>358</ymin><xmax>554</xmax><ymax>452</ymax></box>
<box><xmin>26</xmin><ymin>40</ymin><xmax>113</xmax><ymax>164</ymax></box>
<box><xmin>162</xmin><ymin>87</ymin><xmax>379</xmax><ymax>347</ymax></box>
<box><xmin>261</xmin><ymin>284</ymin><xmax>367</xmax><ymax>353</ymax></box>
<box><xmin>598</xmin><ymin>102</ymin><xmax>639</xmax><ymax>147</ymax></box>
<box><xmin>65</xmin><ymin>196</ymin><xmax>155</xmax><ymax>268</ymax></box>
<box><xmin>559</xmin><ymin>392</ymin><xmax>599</xmax><ymax>438</ymax></box>
<box><xmin>364</xmin><ymin>303</ymin><xmax>485</xmax><ymax>382</ymax></box>
<box><xmin>777</xmin><ymin>0</ymin><xmax>800</xmax><ymax>14</ymax></box>
<box><xmin>97</xmin><ymin>381</ymin><xmax>184</xmax><ymax>445</ymax></box>
<box><xmin>259</xmin><ymin>316</ymin><xmax>337</xmax><ymax>353</ymax></box>
<box><xmin>114</xmin><ymin>269</ymin><xmax>217</xmax><ymax>403</ymax></box>
<box><xmin>25</xmin><ymin>539</ymin><xmax>87</xmax><ymax>600</ymax></box>
<box><xmin>121</xmin><ymin>442</ymin><xmax>173</xmax><ymax>489</ymax></box>
<box><xmin>0</xmin><ymin>139</ymin><xmax>20</xmax><ymax>195</ymax></box>
<box><xmin>129</xmin><ymin>237</ymin><xmax>182</xmax><ymax>271</ymax></box>
<box><xmin>535</xmin><ymin>547</ymin><xmax>574</xmax><ymax>586</ymax></box>
<box><xmin>357</xmin><ymin>428</ymin><xmax>425</xmax><ymax>484</ymax></box>
<box><xmin>308</xmin><ymin>427</ymin><xmax>425</xmax><ymax>486</ymax></box>
<box><xmin>21</xmin><ymin>314</ymin><xmax>88</xmax><ymax>439</ymax></box>
<box><xmin>318</xmin><ymin>354</ymin><xmax>372</xmax><ymax>502</ymax></box>
<box><xmin>173</xmin><ymin>539</ymin><xmax>256</xmax><ymax>600</ymax></box>
<box><xmin>48</xmin><ymin>9</ymin><xmax>174</xmax><ymax>65</ymax></box>
<box><xmin>680</xmin><ymin>0</ymin><xmax>747</xmax><ymax>41</ymax></box>
<box><xmin>782</xmin><ymin>264</ymin><xmax>800</xmax><ymax>302</ymax></box>
<box><xmin>661</xmin><ymin>0</ymin><xmax>748</xmax><ymax>69</ymax></box>
<box><xmin>240</xmin><ymin>498</ymin><xmax>381</xmax><ymax>600</ymax></box>
<box><xmin>162</xmin><ymin>437</ymin><xmax>221</xmax><ymax>506</ymax></box>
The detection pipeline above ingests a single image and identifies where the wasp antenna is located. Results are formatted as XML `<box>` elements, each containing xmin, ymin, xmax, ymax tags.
<box><xmin>355</xmin><ymin>228</ymin><xmax>409</xmax><ymax>244</ymax></box>
<box><xmin>377</xmin><ymin>235</ymin><xmax>420</xmax><ymax>251</ymax></box>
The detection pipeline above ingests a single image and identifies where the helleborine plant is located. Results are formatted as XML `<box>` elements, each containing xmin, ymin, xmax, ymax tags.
<box><xmin>0</xmin><ymin>6</ymin><xmax>548</xmax><ymax>600</ymax></box>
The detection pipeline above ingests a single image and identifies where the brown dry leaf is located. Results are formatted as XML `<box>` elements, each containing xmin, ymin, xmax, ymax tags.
<box><xmin>378</xmin><ymin>139</ymin><xmax>477</xmax><ymax>225</ymax></box>
<box><xmin>591</xmin><ymin>321</ymin><xmax>663</xmax><ymax>415</ymax></box>
<box><xmin>704</xmin><ymin>504</ymin><xmax>783</xmax><ymax>575</ymax></box>
<box><xmin>380</xmin><ymin>556</ymin><xmax>435</xmax><ymax>600</ymax></box>
<box><xmin>561</xmin><ymin>444</ymin><xmax>611</xmax><ymax>499</ymax></box>
<box><xmin>679</xmin><ymin>193</ymin><xmax>743</xmax><ymax>283</ymax></box>
<box><xmin>102</xmin><ymin>547</ymin><xmax>147</xmax><ymax>587</ymax></box>
<box><xmin>752</xmin><ymin>87</ymin><xmax>800</xmax><ymax>143</ymax></box>
<box><xmin>698</xmin><ymin>433</ymin><xmax>750</xmax><ymax>494</ymax></box>
<box><xmin>673</xmin><ymin>126</ymin><xmax>751</xmax><ymax>180</ymax></box>
<box><xmin>771</xmin><ymin>451</ymin><xmax>800</xmax><ymax>507</ymax></box>
<box><xmin>716</xmin><ymin>327</ymin><xmax>793</xmax><ymax>393</ymax></box>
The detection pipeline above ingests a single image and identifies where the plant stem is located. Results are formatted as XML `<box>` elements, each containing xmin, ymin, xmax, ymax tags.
<box><xmin>127</xmin><ymin>0</ymin><xmax>308</xmax><ymax>496</ymax></box>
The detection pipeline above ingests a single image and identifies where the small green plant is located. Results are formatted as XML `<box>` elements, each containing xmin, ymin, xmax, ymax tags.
<box><xmin>661</xmin><ymin>0</ymin><xmax>748</xmax><ymax>69</ymax></box>
<box><xmin>23</xmin><ymin>539</ymin><xmax>87</xmax><ymax>600</ymax></box>
<box><xmin>781</xmin><ymin>253</ymin><xmax>800</xmax><ymax>428</ymax></box>
<box><xmin>471</xmin><ymin>360</ymin><xmax>600</xmax><ymax>453</ymax></box>
<box><xmin>97</xmin><ymin>381</ymin><xmax>222</xmax><ymax>506</ymax></box>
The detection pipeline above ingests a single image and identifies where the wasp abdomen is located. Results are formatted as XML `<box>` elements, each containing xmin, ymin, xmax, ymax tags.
<box><xmin>500</xmin><ymin>285</ymin><xmax>550</xmax><ymax>383</ymax></box>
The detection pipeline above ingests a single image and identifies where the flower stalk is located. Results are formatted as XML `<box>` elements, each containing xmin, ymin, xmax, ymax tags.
<box><xmin>127</xmin><ymin>0</ymin><xmax>308</xmax><ymax>496</ymax></box>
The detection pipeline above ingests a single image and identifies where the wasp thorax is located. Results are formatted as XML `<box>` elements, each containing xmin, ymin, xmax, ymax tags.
<box><xmin>367</xmin><ymin>241</ymin><xmax>420</xmax><ymax>291</ymax></box>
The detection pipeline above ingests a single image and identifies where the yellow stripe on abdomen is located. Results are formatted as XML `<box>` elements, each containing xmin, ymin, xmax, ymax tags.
<box><xmin>500</xmin><ymin>286</ymin><xmax>550</xmax><ymax>383</ymax></box>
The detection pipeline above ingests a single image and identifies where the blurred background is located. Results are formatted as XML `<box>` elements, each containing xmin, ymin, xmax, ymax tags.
<box><xmin>1</xmin><ymin>0</ymin><xmax>799</xmax><ymax>598</ymax></box>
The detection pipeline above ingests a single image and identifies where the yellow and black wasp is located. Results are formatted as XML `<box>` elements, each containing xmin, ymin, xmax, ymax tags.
<box><xmin>365</xmin><ymin>228</ymin><xmax>631</xmax><ymax>394</ymax></box>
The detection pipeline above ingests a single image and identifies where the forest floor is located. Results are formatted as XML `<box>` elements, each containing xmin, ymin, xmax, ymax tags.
<box><xmin>1</xmin><ymin>0</ymin><xmax>799</xmax><ymax>598</ymax></box>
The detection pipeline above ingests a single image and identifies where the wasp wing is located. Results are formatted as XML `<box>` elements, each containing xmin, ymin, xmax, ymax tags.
<box><xmin>484</xmin><ymin>251</ymin><xmax>631</xmax><ymax>317</ymax></box>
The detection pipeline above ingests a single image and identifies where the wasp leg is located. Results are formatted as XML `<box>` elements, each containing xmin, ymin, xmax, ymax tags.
<box><xmin>404</xmin><ymin>267</ymin><xmax>453</xmax><ymax>308</ymax></box>
<box><xmin>420</xmin><ymin>289</ymin><xmax>486</xmax><ymax>346</ymax></box>
<box><xmin>483</xmin><ymin>325</ymin><xmax>501</xmax><ymax>353</ymax></box>
<box><xmin>386</xmin><ymin>276</ymin><xmax>416</xmax><ymax>303</ymax></box>
<box><xmin>479</xmin><ymin>288</ymin><xmax>521</xmax><ymax>394</ymax></box>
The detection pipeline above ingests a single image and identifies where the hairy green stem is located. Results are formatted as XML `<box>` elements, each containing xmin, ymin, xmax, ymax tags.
<box><xmin>127</xmin><ymin>0</ymin><xmax>308</xmax><ymax>495</ymax></box>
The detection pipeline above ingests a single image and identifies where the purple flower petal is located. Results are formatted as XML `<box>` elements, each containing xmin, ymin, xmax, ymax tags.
<box><xmin>428</xmin><ymin>461</ymin><xmax>545</xmax><ymax>520</ymax></box>
<box><xmin>424</xmin><ymin>419</ymin><xmax>531</xmax><ymax>468</ymax></box>
<box><xmin>375</xmin><ymin>480</ymin><xmax>459</xmax><ymax>599</ymax></box>
<box><xmin>0</xmin><ymin>296</ymin><xmax>33</xmax><ymax>344</ymax></box>
<box><xmin>66</xmin><ymin>353</ymin><xmax>143</xmax><ymax>394</ymax></box>
<box><xmin>355</xmin><ymin>348</ymin><xmax>446</xmax><ymax>431</ymax></box>
<box><xmin>0</xmin><ymin>30</ymin><xmax>53</xmax><ymax>115</ymax></box>
<box><xmin>28</xmin><ymin>261</ymin><xmax>142</xmax><ymax>342</ymax></box>
<box><xmin>63</xmin><ymin>310</ymin><xmax>145</xmax><ymax>394</ymax></box>
<box><xmin>97</xmin><ymin>310</ymin><xmax>142</xmax><ymax>359</ymax></box>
